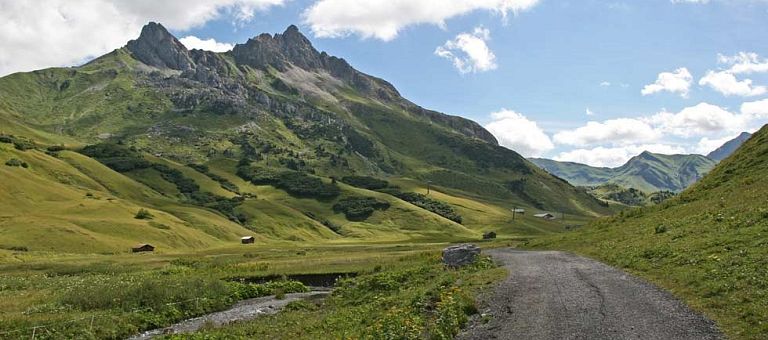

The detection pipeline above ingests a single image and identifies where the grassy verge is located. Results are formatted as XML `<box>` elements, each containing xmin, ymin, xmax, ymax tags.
<box><xmin>165</xmin><ymin>252</ymin><xmax>505</xmax><ymax>339</ymax></box>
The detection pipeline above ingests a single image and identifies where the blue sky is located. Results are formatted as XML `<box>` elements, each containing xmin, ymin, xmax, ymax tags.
<box><xmin>2</xmin><ymin>0</ymin><xmax>768</xmax><ymax>166</ymax></box>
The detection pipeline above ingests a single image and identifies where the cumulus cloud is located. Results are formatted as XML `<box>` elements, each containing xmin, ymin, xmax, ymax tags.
<box><xmin>0</xmin><ymin>0</ymin><xmax>285</xmax><ymax>76</ymax></box>
<box><xmin>741</xmin><ymin>98</ymin><xmax>768</xmax><ymax>120</ymax></box>
<box><xmin>553</xmin><ymin>118</ymin><xmax>660</xmax><ymax>146</ymax></box>
<box><xmin>549</xmin><ymin>100</ymin><xmax>768</xmax><ymax>166</ymax></box>
<box><xmin>699</xmin><ymin>70</ymin><xmax>767</xmax><ymax>97</ymax></box>
<box><xmin>435</xmin><ymin>27</ymin><xmax>497</xmax><ymax>74</ymax></box>
<box><xmin>554</xmin><ymin>144</ymin><xmax>688</xmax><ymax>168</ymax></box>
<box><xmin>647</xmin><ymin>102</ymin><xmax>743</xmax><ymax>137</ymax></box>
<box><xmin>697</xmin><ymin>52</ymin><xmax>768</xmax><ymax>97</ymax></box>
<box><xmin>179</xmin><ymin>36</ymin><xmax>234</xmax><ymax>52</ymax></box>
<box><xmin>302</xmin><ymin>0</ymin><xmax>540</xmax><ymax>41</ymax></box>
<box><xmin>641</xmin><ymin>67</ymin><xmax>693</xmax><ymax>97</ymax></box>
<box><xmin>718</xmin><ymin>52</ymin><xmax>768</xmax><ymax>74</ymax></box>
<box><xmin>484</xmin><ymin>109</ymin><xmax>554</xmax><ymax>157</ymax></box>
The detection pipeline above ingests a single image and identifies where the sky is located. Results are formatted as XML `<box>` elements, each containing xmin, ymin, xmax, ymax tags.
<box><xmin>2</xmin><ymin>0</ymin><xmax>768</xmax><ymax>167</ymax></box>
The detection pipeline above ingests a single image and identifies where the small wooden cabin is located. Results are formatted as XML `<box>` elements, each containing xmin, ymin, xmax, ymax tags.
<box><xmin>132</xmin><ymin>243</ymin><xmax>155</xmax><ymax>253</ymax></box>
<box><xmin>241</xmin><ymin>236</ymin><xmax>255</xmax><ymax>244</ymax></box>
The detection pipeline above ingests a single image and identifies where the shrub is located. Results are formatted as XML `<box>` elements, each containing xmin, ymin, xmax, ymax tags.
<box><xmin>47</xmin><ymin>145</ymin><xmax>66</xmax><ymax>152</ymax></box>
<box><xmin>655</xmin><ymin>225</ymin><xmax>668</xmax><ymax>234</ymax></box>
<box><xmin>395</xmin><ymin>192</ymin><xmax>462</xmax><ymax>224</ymax></box>
<box><xmin>238</xmin><ymin>166</ymin><xmax>340</xmax><ymax>199</ymax></box>
<box><xmin>341</xmin><ymin>175</ymin><xmax>389</xmax><ymax>190</ymax></box>
<box><xmin>333</xmin><ymin>196</ymin><xmax>390</xmax><ymax>221</ymax></box>
<box><xmin>4</xmin><ymin>158</ymin><xmax>28</xmax><ymax>168</ymax></box>
<box><xmin>135</xmin><ymin>209</ymin><xmax>154</xmax><ymax>220</ymax></box>
<box><xmin>13</xmin><ymin>139</ymin><xmax>36</xmax><ymax>151</ymax></box>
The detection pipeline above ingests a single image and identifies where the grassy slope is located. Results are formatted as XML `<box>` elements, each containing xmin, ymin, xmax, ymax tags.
<box><xmin>527</xmin><ymin>125</ymin><xmax>768</xmax><ymax>339</ymax></box>
<box><xmin>0</xmin><ymin>144</ymin><xmax>256</xmax><ymax>253</ymax></box>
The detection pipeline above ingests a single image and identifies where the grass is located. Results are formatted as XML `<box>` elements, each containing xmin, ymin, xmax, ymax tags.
<box><xmin>0</xmin><ymin>242</ymin><xmax>505</xmax><ymax>339</ymax></box>
<box><xmin>526</xmin><ymin>125</ymin><xmax>768</xmax><ymax>340</ymax></box>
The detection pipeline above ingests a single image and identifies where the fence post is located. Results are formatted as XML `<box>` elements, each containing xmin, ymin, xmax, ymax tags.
<box><xmin>31</xmin><ymin>326</ymin><xmax>38</xmax><ymax>340</ymax></box>
<box><xmin>90</xmin><ymin>315</ymin><xmax>95</xmax><ymax>333</ymax></box>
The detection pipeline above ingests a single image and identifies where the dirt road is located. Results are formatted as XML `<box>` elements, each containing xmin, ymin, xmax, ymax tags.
<box><xmin>459</xmin><ymin>249</ymin><xmax>722</xmax><ymax>340</ymax></box>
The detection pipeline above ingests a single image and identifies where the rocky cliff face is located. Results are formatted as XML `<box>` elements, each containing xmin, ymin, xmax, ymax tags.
<box><xmin>122</xmin><ymin>23</ymin><xmax>496</xmax><ymax>145</ymax></box>
<box><xmin>126</xmin><ymin>22</ymin><xmax>195</xmax><ymax>71</ymax></box>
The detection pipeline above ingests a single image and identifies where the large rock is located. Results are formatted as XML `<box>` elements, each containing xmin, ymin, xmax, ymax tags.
<box><xmin>442</xmin><ymin>244</ymin><xmax>481</xmax><ymax>268</ymax></box>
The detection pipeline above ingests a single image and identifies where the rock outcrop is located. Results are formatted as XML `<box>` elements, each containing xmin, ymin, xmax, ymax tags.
<box><xmin>442</xmin><ymin>244</ymin><xmax>481</xmax><ymax>267</ymax></box>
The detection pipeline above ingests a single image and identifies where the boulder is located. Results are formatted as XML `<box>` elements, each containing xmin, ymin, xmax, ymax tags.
<box><xmin>442</xmin><ymin>244</ymin><xmax>481</xmax><ymax>267</ymax></box>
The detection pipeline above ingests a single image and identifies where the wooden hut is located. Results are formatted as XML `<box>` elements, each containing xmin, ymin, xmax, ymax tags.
<box><xmin>241</xmin><ymin>236</ymin><xmax>255</xmax><ymax>244</ymax></box>
<box><xmin>131</xmin><ymin>243</ymin><xmax>155</xmax><ymax>253</ymax></box>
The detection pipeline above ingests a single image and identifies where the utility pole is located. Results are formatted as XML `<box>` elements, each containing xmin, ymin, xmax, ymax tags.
<box><xmin>512</xmin><ymin>206</ymin><xmax>516</xmax><ymax>222</ymax></box>
<box><xmin>426</xmin><ymin>181</ymin><xmax>432</xmax><ymax>195</ymax></box>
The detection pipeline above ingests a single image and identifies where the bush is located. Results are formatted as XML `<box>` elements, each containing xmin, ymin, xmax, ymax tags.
<box><xmin>655</xmin><ymin>225</ymin><xmax>668</xmax><ymax>234</ymax></box>
<box><xmin>237</xmin><ymin>166</ymin><xmax>340</xmax><ymax>199</ymax></box>
<box><xmin>395</xmin><ymin>192</ymin><xmax>462</xmax><ymax>224</ymax></box>
<box><xmin>4</xmin><ymin>158</ymin><xmax>28</xmax><ymax>168</ymax></box>
<box><xmin>341</xmin><ymin>176</ymin><xmax>389</xmax><ymax>190</ymax></box>
<box><xmin>333</xmin><ymin>196</ymin><xmax>390</xmax><ymax>221</ymax></box>
<box><xmin>47</xmin><ymin>145</ymin><xmax>66</xmax><ymax>152</ymax></box>
<box><xmin>135</xmin><ymin>209</ymin><xmax>154</xmax><ymax>220</ymax></box>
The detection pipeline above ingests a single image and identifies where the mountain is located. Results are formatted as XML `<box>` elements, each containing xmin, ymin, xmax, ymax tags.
<box><xmin>0</xmin><ymin>23</ymin><xmax>610</xmax><ymax>253</ymax></box>
<box><xmin>529</xmin><ymin>125</ymin><xmax>767</xmax><ymax>339</ymax></box>
<box><xmin>707</xmin><ymin>132</ymin><xmax>752</xmax><ymax>161</ymax></box>
<box><xmin>530</xmin><ymin>152</ymin><xmax>717</xmax><ymax>193</ymax></box>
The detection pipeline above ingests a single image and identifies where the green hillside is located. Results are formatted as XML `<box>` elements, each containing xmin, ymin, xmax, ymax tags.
<box><xmin>528</xmin><ymin>125</ymin><xmax>768</xmax><ymax>339</ymax></box>
<box><xmin>0</xmin><ymin>23</ymin><xmax>610</xmax><ymax>253</ymax></box>
<box><xmin>530</xmin><ymin>151</ymin><xmax>717</xmax><ymax>193</ymax></box>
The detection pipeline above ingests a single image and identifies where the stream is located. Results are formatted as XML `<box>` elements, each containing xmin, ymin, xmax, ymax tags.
<box><xmin>128</xmin><ymin>290</ymin><xmax>331</xmax><ymax>339</ymax></box>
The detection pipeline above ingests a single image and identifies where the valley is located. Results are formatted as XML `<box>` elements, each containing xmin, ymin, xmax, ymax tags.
<box><xmin>0</xmin><ymin>7</ymin><xmax>766</xmax><ymax>340</ymax></box>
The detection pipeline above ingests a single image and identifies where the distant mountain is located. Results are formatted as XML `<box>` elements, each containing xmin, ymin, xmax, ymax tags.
<box><xmin>530</xmin><ymin>152</ymin><xmax>717</xmax><ymax>193</ymax></box>
<box><xmin>707</xmin><ymin>132</ymin><xmax>752</xmax><ymax>161</ymax></box>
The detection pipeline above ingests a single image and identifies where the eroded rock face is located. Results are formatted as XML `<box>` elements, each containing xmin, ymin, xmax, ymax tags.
<box><xmin>126</xmin><ymin>22</ymin><xmax>195</xmax><ymax>71</ymax></box>
<box><xmin>442</xmin><ymin>244</ymin><xmax>481</xmax><ymax>267</ymax></box>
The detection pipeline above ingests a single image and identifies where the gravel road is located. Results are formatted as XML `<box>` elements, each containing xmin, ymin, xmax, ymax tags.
<box><xmin>458</xmin><ymin>249</ymin><xmax>723</xmax><ymax>340</ymax></box>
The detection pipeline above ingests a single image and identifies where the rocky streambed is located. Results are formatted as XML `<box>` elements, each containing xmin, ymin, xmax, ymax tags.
<box><xmin>128</xmin><ymin>290</ymin><xmax>331</xmax><ymax>339</ymax></box>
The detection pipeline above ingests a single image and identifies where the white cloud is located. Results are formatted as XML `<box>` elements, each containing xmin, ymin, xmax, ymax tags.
<box><xmin>741</xmin><ymin>98</ymin><xmax>768</xmax><ymax>120</ymax></box>
<box><xmin>586</xmin><ymin>108</ymin><xmax>595</xmax><ymax>116</ymax></box>
<box><xmin>641</xmin><ymin>67</ymin><xmax>693</xmax><ymax>97</ymax></box>
<box><xmin>599</xmin><ymin>81</ymin><xmax>611</xmax><ymax>87</ymax></box>
<box><xmin>0</xmin><ymin>0</ymin><xmax>285</xmax><ymax>76</ymax></box>
<box><xmin>484</xmin><ymin>109</ymin><xmax>554</xmax><ymax>157</ymax></box>
<box><xmin>554</xmin><ymin>144</ymin><xmax>688</xmax><ymax>168</ymax></box>
<box><xmin>179</xmin><ymin>36</ymin><xmax>234</xmax><ymax>52</ymax></box>
<box><xmin>647</xmin><ymin>102</ymin><xmax>743</xmax><ymax>137</ymax></box>
<box><xmin>302</xmin><ymin>0</ymin><xmax>540</xmax><ymax>41</ymax></box>
<box><xmin>435</xmin><ymin>27</ymin><xmax>497</xmax><ymax>74</ymax></box>
<box><xmin>699</xmin><ymin>70</ymin><xmax>767</xmax><ymax>97</ymax></box>
<box><xmin>718</xmin><ymin>52</ymin><xmax>768</xmax><ymax>74</ymax></box>
<box><xmin>553</xmin><ymin>118</ymin><xmax>660</xmax><ymax>146</ymax></box>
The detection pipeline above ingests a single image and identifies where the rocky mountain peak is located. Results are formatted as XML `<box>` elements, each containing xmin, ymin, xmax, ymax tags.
<box><xmin>231</xmin><ymin>25</ymin><xmax>323</xmax><ymax>71</ymax></box>
<box><xmin>126</xmin><ymin>22</ymin><xmax>195</xmax><ymax>71</ymax></box>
